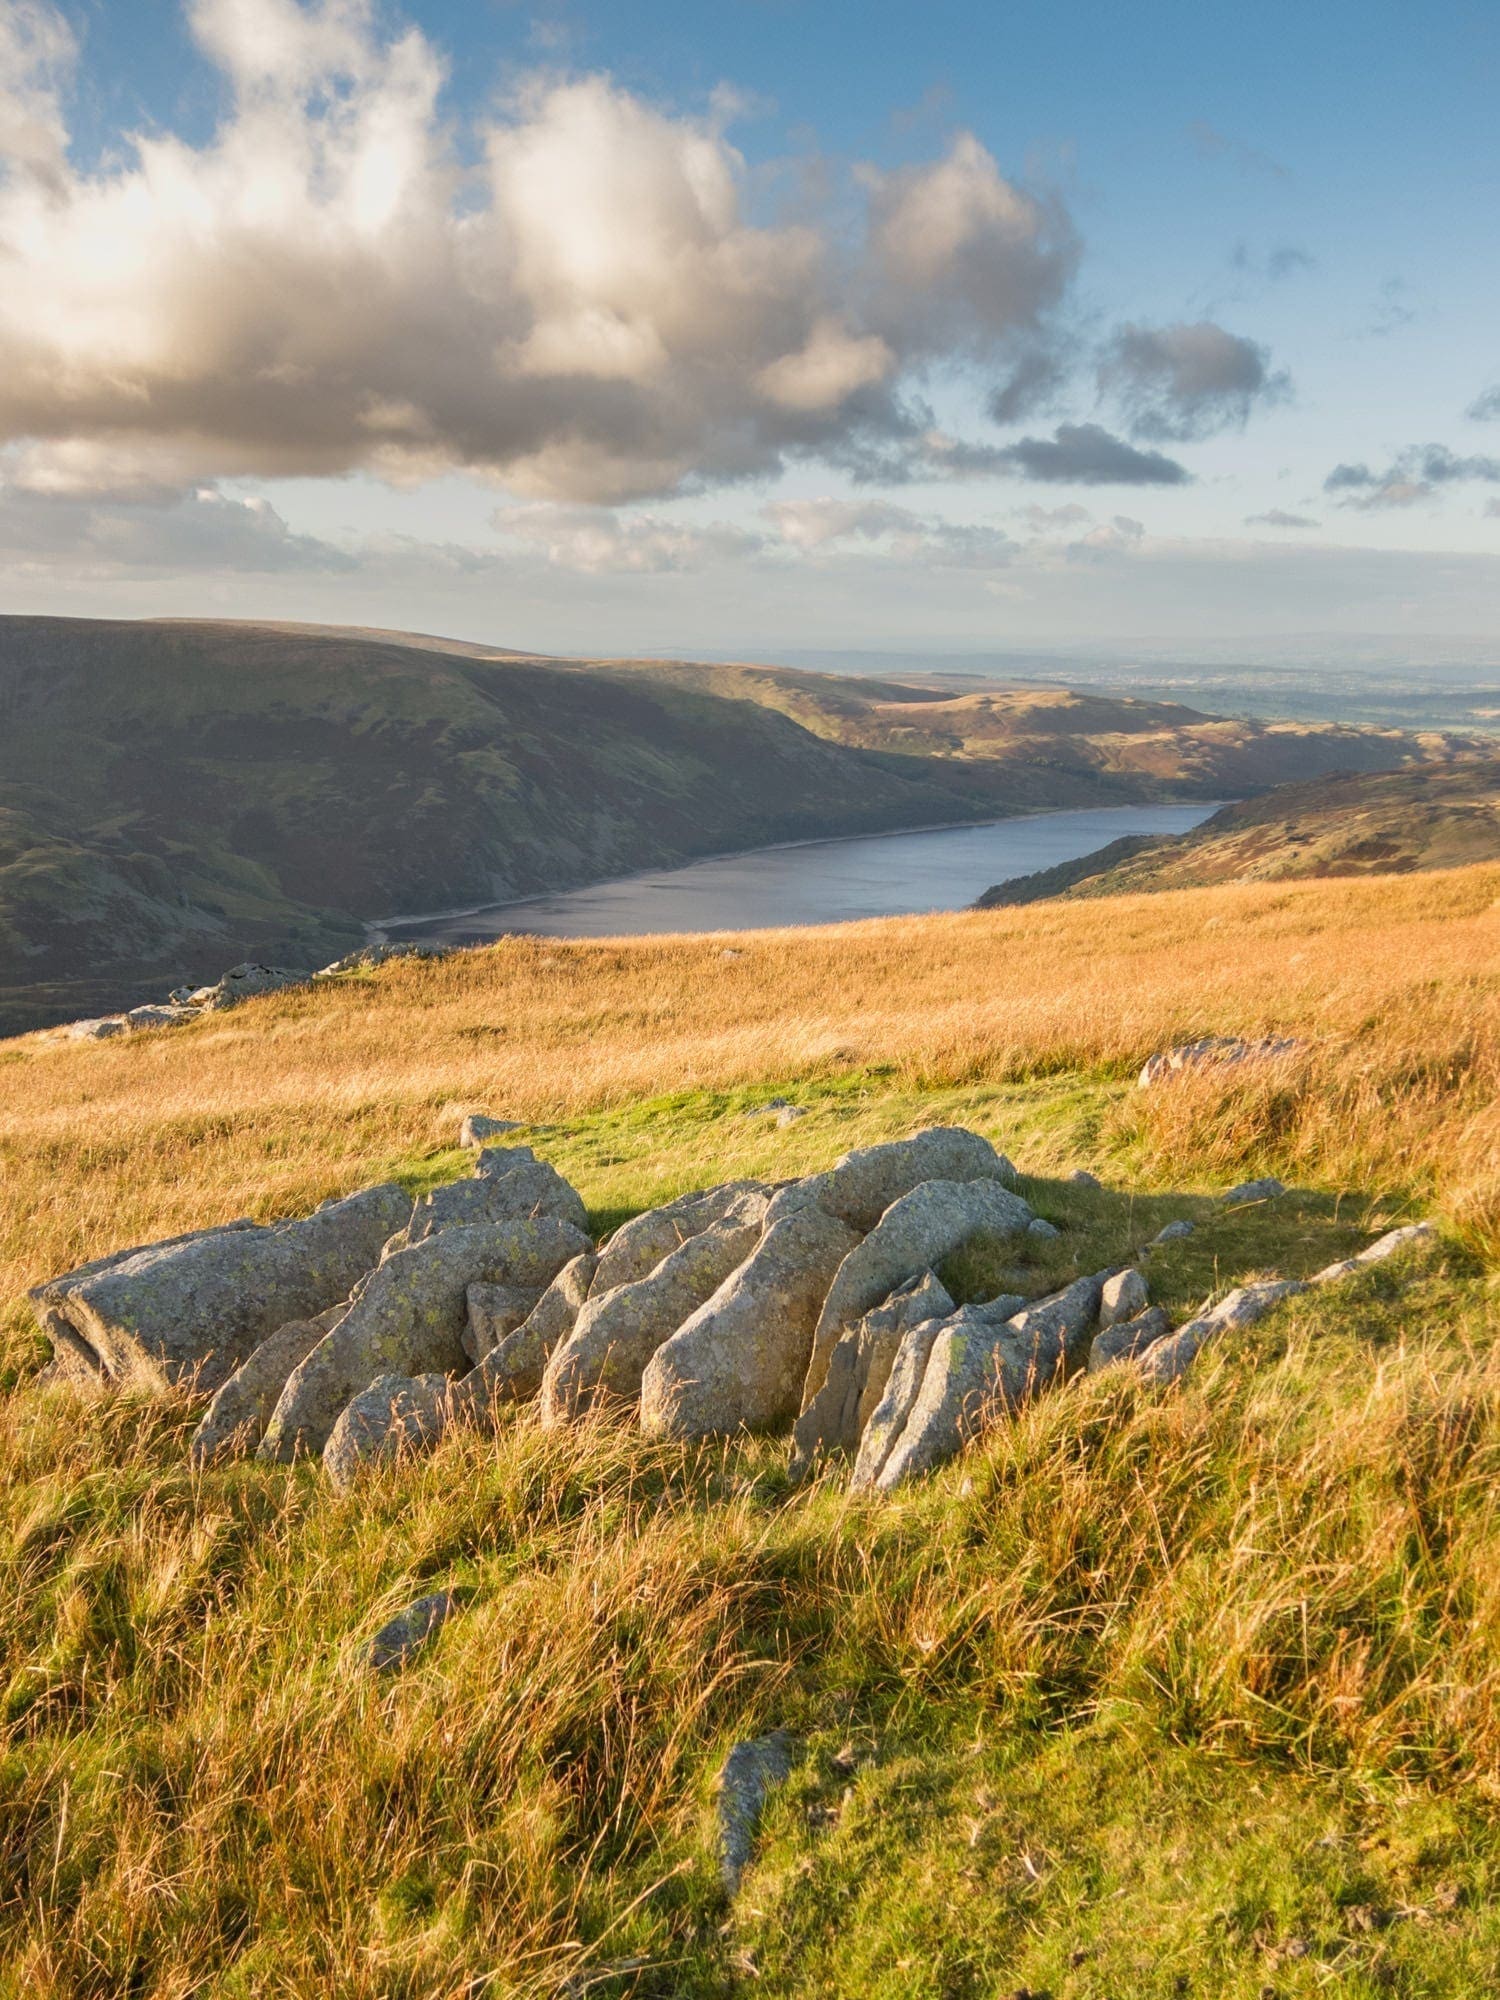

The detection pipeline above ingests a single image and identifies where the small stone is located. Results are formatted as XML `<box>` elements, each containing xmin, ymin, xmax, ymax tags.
<box><xmin>460</xmin><ymin>1112</ymin><xmax>522</xmax><ymax>1148</ymax></box>
<box><xmin>717</xmin><ymin>1731</ymin><xmax>797</xmax><ymax>1891</ymax></box>
<box><xmin>1152</xmin><ymin>1219</ymin><xmax>1194</xmax><ymax>1244</ymax></box>
<box><xmin>1026</xmin><ymin>1217</ymin><xmax>1061</xmax><ymax>1243</ymax></box>
<box><xmin>366</xmin><ymin>1589</ymin><xmax>456</xmax><ymax>1671</ymax></box>
<box><xmin>776</xmin><ymin>1104</ymin><xmax>807</xmax><ymax>1127</ymax></box>
<box><xmin>1223</xmin><ymin>1176</ymin><xmax>1285</xmax><ymax>1204</ymax></box>
<box><xmin>1069</xmin><ymin>1170</ymin><xmax>1103</xmax><ymax>1190</ymax></box>
<box><xmin>1098</xmin><ymin>1268</ymin><xmax>1149</xmax><ymax>1330</ymax></box>
<box><xmin>64</xmin><ymin>1015</ymin><xmax>127</xmax><ymax>1040</ymax></box>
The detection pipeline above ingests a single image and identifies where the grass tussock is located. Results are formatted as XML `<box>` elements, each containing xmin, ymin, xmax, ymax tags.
<box><xmin>0</xmin><ymin>865</ymin><xmax>1498</xmax><ymax>1993</ymax></box>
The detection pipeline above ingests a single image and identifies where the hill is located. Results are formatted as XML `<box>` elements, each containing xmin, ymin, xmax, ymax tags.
<box><xmin>977</xmin><ymin>756</ymin><xmax>1500</xmax><ymax>907</ymax></box>
<box><xmin>2</xmin><ymin>865</ymin><xmax>1498</xmax><ymax>1994</ymax></box>
<box><xmin>0</xmin><ymin>616</ymin><xmax>1483</xmax><ymax>1035</ymax></box>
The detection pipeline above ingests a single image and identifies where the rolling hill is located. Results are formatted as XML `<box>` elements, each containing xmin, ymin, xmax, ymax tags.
<box><xmin>0</xmin><ymin>615</ymin><xmax>1484</xmax><ymax>1035</ymax></box>
<box><xmin>976</xmin><ymin>757</ymin><xmax>1500</xmax><ymax>907</ymax></box>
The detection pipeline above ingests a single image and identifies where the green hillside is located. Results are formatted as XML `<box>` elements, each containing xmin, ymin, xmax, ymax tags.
<box><xmin>977</xmin><ymin>757</ymin><xmax>1500</xmax><ymax>908</ymax></box>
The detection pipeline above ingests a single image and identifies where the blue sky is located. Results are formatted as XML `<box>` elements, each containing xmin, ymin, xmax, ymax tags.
<box><xmin>0</xmin><ymin>0</ymin><xmax>1497</xmax><ymax>658</ymax></box>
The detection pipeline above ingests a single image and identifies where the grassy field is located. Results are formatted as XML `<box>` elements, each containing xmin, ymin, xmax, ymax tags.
<box><xmin>2</xmin><ymin>865</ymin><xmax>1499</xmax><ymax>1996</ymax></box>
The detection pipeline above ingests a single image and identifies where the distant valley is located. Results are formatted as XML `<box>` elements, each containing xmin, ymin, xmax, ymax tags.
<box><xmin>0</xmin><ymin>614</ymin><xmax>1489</xmax><ymax>1034</ymax></box>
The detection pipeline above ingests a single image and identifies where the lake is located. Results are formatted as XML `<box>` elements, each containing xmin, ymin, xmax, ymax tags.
<box><xmin>382</xmin><ymin>802</ymin><xmax>1220</xmax><ymax>946</ymax></box>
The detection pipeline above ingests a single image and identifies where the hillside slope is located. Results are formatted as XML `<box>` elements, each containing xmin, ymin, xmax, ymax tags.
<box><xmin>1</xmin><ymin>868</ymin><xmax>1497</xmax><ymax>1995</ymax></box>
<box><xmin>978</xmin><ymin>756</ymin><xmax>1500</xmax><ymax>907</ymax></box>
<box><xmin>0</xmin><ymin>616</ymin><xmax>1483</xmax><ymax>1035</ymax></box>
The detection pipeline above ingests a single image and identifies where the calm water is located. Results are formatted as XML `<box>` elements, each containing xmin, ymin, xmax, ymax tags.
<box><xmin>384</xmin><ymin>803</ymin><xmax>1220</xmax><ymax>946</ymax></box>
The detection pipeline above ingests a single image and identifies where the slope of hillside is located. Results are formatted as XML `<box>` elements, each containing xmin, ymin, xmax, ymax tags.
<box><xmin>0</xmin><ymin>616</ymin><xmax>1484</xmax><ymax>1036</ymax></box>
<box><xmin>978</xmin><ymin>757</ymin><xmax>1500</xmax><ymax>907</ymax></box>
<box><xmin>2</xmin><ymin>868</ymin><xmax>1497</xmax><ymax>1995</ymax></box>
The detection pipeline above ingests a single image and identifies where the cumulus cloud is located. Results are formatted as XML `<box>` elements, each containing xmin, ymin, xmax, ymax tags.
<box><xmin>1325</xmin><ymin>444</ymin><xmax>1500</xmax><ymax>509</ymax></box>
<box><xmin>1246</xmin><ymin>509</ymin><xmax>1319</xmax><ymax>528</ymax></box>
<box><xmin>1100</xmin><ymin>321</ymin><xmax>1289</xmax><ymax>442</ymax></box>
<box><xmin>492</xmin><ymin>503</ymin><xmax>761</xmax><ymax>573</ymax></box>
<box><xmin>0</xmin><ymin>480</ymin><xmax>356</xmax><ymax>573</ymax></box>
<box><xmin>0</xmin><ymin>0</ymin><xmax>1079</xmax><ymax>505</ymax></box>
<box><xmin>992</xmin><ymin>423</ymin><xmax>1190</xmax><ymax>486</ymax></box>
<box><xmin>762</xmin><ymin>496</ymin><xmax>1014</xmax><ymax>568</ymax></box>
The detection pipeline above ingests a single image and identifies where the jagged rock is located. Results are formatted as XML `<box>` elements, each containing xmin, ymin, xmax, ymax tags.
<box><xmin>1026</xmin><ymin>1217</ymin><xmax>1061</xmax><ymax>1244</ymax></box>
<box><xmin>63</xmin><ymin>1015</ymin><xmax>126</xmax><ymax>1040</ymax></box>
<box><xmin>1138</xmin><ymin>1035</ymin><xmax>1303</xmax><ymax>1090</ymax></box>
<box><xmin>1136</xmin><ymin>1279</ymin><xmax>1308</xmax><ymax>1386</ymax></box>
<box><xmin>789</xmin><ymin>1271</ymin><xmax>955</xmax><ymax>1474</ymax></box>
<box><xmin>591</xmin><ymin>1182</ymin><xmax>769</xmax><ymax>1295</ymax></box>
<box><xmin>1224</xmin><ymin>1176</ymin><xmax>1286</xmax><ymax>1204</ymax></box>
<box><xmin>463</xmin><ymin>1282</ymin><xmax>542</xmax><ymax>1365</ymax></box>
<box><xmin>541</xmin><ymin>1211</ymin><xmax>766</xmax><ymax>1425</ymax></box>
<box><xmin>367</xmin><ymin>1590</ymin><xmax>457</xmax><ymax>1672</ymax></box>
<box><xmin>1087</xmin><ymin>1304</ymin><xmax>1172</xmax><ymax>1371</ymax></box>
<box><xmin>189</xmin><ymin>1303</ymin><xmax>346</xmax><ymax>1462</ymax></box>
<box><xmin>868</xmin><ymin>1273</ymin><xmax>1106</xmax><ymax>1492</ymax></box>
<box><xmin>1309</xmin><ymin>1219</ymin><xmax>1436</xmax><ymax>1284</ymax></box>
<box><xmin>802</xmin><ymin>1177</ymin><xmax>1033</xmax><ymax>1409</ymax></box>
<box><xmin>1070</xmin><ymin>1169</ymin><xmax>1103</xmax><ymax>1190</ymax></box>
<box><xmin>125</xmin><ymin>1004</ymin><xmax>196</xmax><ymax>1030</ymax></box>
<box><xmin>473</xmin><ymin>1144</ymin><xmax>540</xmax><ymax>1178</ymax></box>
<box><xmin>641</xmin><ymin>1206</ymin><xmax>860</xmax><ymax>1439</ymax></box>
<box><xmin>167</xmin><ymin>987</ymin><xmax>195</xmax><ymax>1005</ymax></box>
<box><xmin>457</xmin><ymin>1252</ymin><xmax>598</xmax><ymax>1411</ymax></box>
<box><xmin>717</xmin><ymin>1731</ymin><xmax>798</xmax><ymax>1892</ymax></box>
<box><xmin>202</xmin><ymin>963</ymin><xmax>310</xmax><ymax>1010</ymax></box>
<box><xmin>1099</xmin><ymin>1268</ymin><xmax>1149</xmax><ymax>1330</ymax></box>
<box><xmin>32</xmin><ymin>1185</ymin><xmax>410</xmax><ymax>1394</ymax></box>
<box><xmin>461</xmin><ymin>1113</ymin><xmax>522</xmax><ymax>1147</ymax></box>
<box><xmin>260</xmin><ymin>1215</ymin><xmax>589</xmax><ymax>1460</ymax></box>
<box><xmin>1152</xmin><ymin>1219</ymin><xmax>1195</xmax><ymax>1245</ymax></box>
<box><xmin>324</xmin><ymin>1372</ymin><xmax>450</xmax><ymax>1490</ymax></box>
<box><xmin>766</xmin><ymin>1127</ymin><xmax>1017</xmax><ymax>1234</ymax></box>
<box><xmin>850</xmin><ymin>1314</ymin><xmax>948</xmax><ymax>1492</ymax></box>
<box><xmin>398</xmin><ymin>1159</ymin><xmax>585</xmax><ymax>1246</ymax></box>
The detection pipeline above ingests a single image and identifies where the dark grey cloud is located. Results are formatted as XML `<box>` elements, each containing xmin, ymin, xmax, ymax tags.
<box><xmin>986</xmin><ymin>343</ymin><xmax>1073</xmax><ymax>425</ymax></box>
<box><xmin>993</xmin><ymin>423</ymin><xmax>1191</xmax><ymax>486</ymax></box>
<box><xmin>1469</xmin><ymin>385</ymin><xmax>1500</xmax><ymax>421</ymax></box>
<box><xmin>1100</xmin><ymin>321</ymin><xmax>1290</xmax><ymax>442</ymax></box>
<box><xmin>1245</xmin><ymin>509</ymin><xmax>1319</xmax><ymax>529</ymax></box>
<box><xmin>1326</xmin><ymin>444</ymin><xmax>1500</xmax><ymax>509</ymax></box>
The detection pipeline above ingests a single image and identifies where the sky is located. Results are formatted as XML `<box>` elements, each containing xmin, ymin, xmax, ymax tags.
<box><xmin>0</xmin><ymin>0</ymin><xmax>1497</xmax><ymax>660</ymax></box>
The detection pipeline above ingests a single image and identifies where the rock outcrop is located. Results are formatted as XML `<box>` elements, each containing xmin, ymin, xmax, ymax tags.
<box><xmin>789</xmin><ymin>1270</ymin><xmax>955</xmax><ymax>1475</ymax></box>
<box><xmin>462</xmin><ymin>1283</ymin><xmax>543</xmax><ymax>1365</ymax></box>
<box><xmin>323</xmin><ymin>1372</ymin><xmax>450</xmax><ymax>1489</ymax></box>
<box><xmin>459</xmin><ymin>1252</ymin><xmax>598</xmax><ymax>1410</ymax></box>
<box><xmin>767</xmin><ymin>1127</ymin><xmax>1016</xmax><ymax>1234</ymax></box>
<box><xmin>590</xmin><ymin>1182</ymin><xmax>769</xmax><ymax>1295</ymax></box>
<box><xmin>189</xmin><ymin>1304</ymin><xmax>347</xmax><ymax>1462</ymax></box>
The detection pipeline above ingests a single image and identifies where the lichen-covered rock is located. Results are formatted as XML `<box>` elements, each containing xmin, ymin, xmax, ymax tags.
<box><xmin>870</xmin><ymin>1272</ymin><xmax>1106</xmax><ymax>1491</ymax></box>
<box><xmin>63</xmin><ymin>1015</ymin><xmax>127</xmax><ymax>1040</ymax></box>
<box><xmin>1136</xmin><ymin>1279</ymin><xmax>1308</xmax><ymax>1386</ymax></box>
<box><xmin>457</xmin><ymin>1252</ymin><xmax>598</xmax><ymax>1411</ymax></box>
<box><xmin>641</xmin><ymin>1206</ymin><xmax>860</xmax><ymax>1439</ymax></box>
<box><xmin>463</xmin><ymin>1282</ymin><xmax>543</xmax><ymax>1365</ymax></box>
<box><xmin>1087</xmin><ymin>1304</ymin><xmax>1172</xmax><ymax>1372</ymax></box>
<box><xmin>260</xmin><ymin>1215</ymin><xmax>588</xmax><ymax>1460</ymax></box>
<box><xmin>31</xmin><ymin>1184</ymin><xmax>410</xmax><ymax>1394</ymax></box>
<box><xmin>591</xmin><ymin>1182</ymin><xmax>769</xmax><ymax>1295</ymax></box>
<box><xmin>399</xmin><ymin>1159</ymin><xmax>586</xmax><ymax>1246</ymax></box>
<box><xmin>323</xmin><ymin>1372</ymin><xmax>450</xmax><ymax>1490</ymax></box>
<box><xmin>789</xmin><ymin>1271</ymin><xmax>955</xmax><ymax>1475</ymax></box>
<box><xmin>849</xmin><ymin>1314</ymin><xmax>948</xmax><ymax>1492</ymax></box>
<box><xmin>717</xmin><ymin>1732</ymin><xmax>798</xmax><ymax>1892</ymax></box>
<box><xmin>766</xmin><ymin>1126</ymin><xmax>1016</xmax><ymax>1235</ymax></box>
<box><xmin>189</xmin><ymin>1303</ymin><xmax>346</xmax><ymax>1462</ymax></box>
<box><xmin>367</xmin><ymin>1590</ymin><xmax>457</xmax><ymax>1672</ymax></box>
<box><xmin>802</xmin><ymin>1177</ymin><xmax>1032</xmax><ymax>1409</ymax></box>
<box><xmin>1099</xmin><ymin>1268</ymin><xmax>1149</xmax><ymax>1331</ymax></box>
<box><xmin>541</xmin><ymin>1214</ymin><xmax>765</xmax><ymax>1426</ymax></box>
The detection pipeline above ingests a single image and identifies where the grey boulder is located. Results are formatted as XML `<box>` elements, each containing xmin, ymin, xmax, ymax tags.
<box><xmin>767</xmin><ymin>1126</ymin><xmax>1016</xmax><ymax>1235</ymax></box>
<box><xmin>399</xmin><ymin>1159</ymin><xmax>585</xmax><ymax>1246</ymax></box>
<box><xmin>461</xmin><ymin>1112</ymin><xmax>522</xmax><ymax>1147</ymax></box>
<box><xmin>1151</xmin><ymin>1219</ymin><xmax>1195</xmax><ymax>1245</ymax></box>
<box><xmin>591</xmin><ymin>1182</ymin><xmax>769</xmax><ymax>1295</ymax></box>
<box><xmin>1087</xmin><ymin>1304</ymin><xmax>1172</xmax><ymax>1372</ymax></box>
<box><xmin>189</xmin><ymin>1303</ymin><xmax>346</xmax><ymax>1462</ymax></box>
<box><xmin>1099</xmin><ymin>1268</ymin><xmax>1149</xmax><ymax>1330</ymax></box>
<box><xmin>324</xmin><ymin>1372</ymin><xmax>451</xmax><ymax>1490</ymax></box>
<box><xmin>259</xmin><ymin>1215</ymin><xmax>589</xmax><ymax>1460</ymax></box>
<box><xmin>802</xmin><ymin>1177</ymin><xmax>1032</xmax><ymax>1409</ymax></box>
<box><xmin>1309</xmin><ymin>1220</ymin><xmax>1435</xmax><ymax>1284</ymax></box>
<box><xmin>1136</xmin><ymin>1279</ymin><xmax>1308</xmax><ymax>1386</ymax></box>
<box><xmin>790</xmin><ymin>1270</ymin><xmax>955</xmax><ymax>1475</ymax></box>
<box><xmin>1223</xmin><ymin>1176</ymin><xmax>1285</xmax><ymax>1204</ymax></box>
<box><xmin>458</xmin><ymin>1252</ymin><xmax>598</xmax><ymax>1411</ymax></box>
<box><xmin>31</xmin><ymin>1184</ymin><xmax>410</xmax><ymax>1394</ymax></box>
<box><xmin>463</xmin><ymin>1282</ymin><xmax>543</xmax><ymax>1365</ymax></box>
<box><xmin>641</xmin><ymin>1206</ymin><xmax>860</xmax><ymax>1440</ymax></box>
<box><xmin>541</xmin><ymin>1212</ymin><xmax>765</xmax><ymax>1425</ymax></box>
<box><xmin>367</xmin><ymin>1590</ymin><xmax>458</xmax><ymax>1672</ymax></box>
<box><xmin>717</xmin><ymin>1732</ymin><xmax>798</xmax><ymax>1892</ymax></box>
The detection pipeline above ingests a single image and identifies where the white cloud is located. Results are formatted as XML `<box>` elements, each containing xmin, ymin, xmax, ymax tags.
<box><xmin>762</xmin><ymin>495</ymin><xmax>1013</xmax><ymax>568</ymax></box>
<box><xmin>492</xmin><ymin>503</ymin><xmax>762</xmax><ymax>573</ymax></box>
<box><xmin>0</xmin><ymin>1</ymin><xmax>1077</xmax><ymax>505</ymax></box>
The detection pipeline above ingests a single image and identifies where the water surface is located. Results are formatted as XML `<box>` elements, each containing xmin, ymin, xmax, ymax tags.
<box><xmin>386</xmin><ymin>802</ymin><xmax>1219</xmax><ymax>945</ymax></box>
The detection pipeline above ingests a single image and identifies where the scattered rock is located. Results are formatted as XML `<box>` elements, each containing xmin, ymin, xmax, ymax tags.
<box><xmin>366</xmin><ymin>1589</ymin><xmax>457</xmax><ymax>1672</ymax></box>
<box><xmin>125</xmin><ymin>1004</ymin><xmax>198</xmax><ymax>1030</ymax></box>
<box><xmin>260</xmin><ymin>1214</ymin><xmax>589</xmax><ymax>1460</ymax></box>
<box><xmin>189</xmin><ymin>1306</ymin><xmax>345</xmax><ymax>1462</ymax></box>
<box><xmin>471</xmin><ymin>1144</ymin><xmax>537</xmax><ymax>1177</ymax></box>
<box><xmin>1138</xmin><ymin>1035</ymin><xmax>1302</xmax><ymax>1090</ymax></box>
<box><xmin>541</xmin><ymin>1210</ymin><xmax>766</xmax><ymax>1425</ymax></box>
<box><xmin>1099</xmin><ymin>1268</ymin><xmax>1149</xmax><ymax>1330</ymax></box>
<box><xmin>460</xmin><ymin>1112</ymin><xmax>522</xmax><ymax>1147</ymax></box>
<box><xmin>1087</xmin><ymin>1304</ymin><xmax>1172</xmax><ymax>1371</ymax></box>
<box><xmin>458</xmin><ymin>1252</ymin><xmax>598</xmax><ymax>1410</ymax></box>
<box><xmin>591</xmin><ymin>1182</ymin><xmax>769</xmax><ymax>1295</ymax></box>
<box><xmin>768</xmin><ymin>1126</ymin><xmax>1017</xmax><ymax>1234</ymax></box>
<box><xmin>200</xmin><ymin>963</ymin><xmax>310</xmax><ymax>1010</ymax></box>
<box><xmin>1069</xmin><ymin>1169</ymin><xmax>1103</xmax><ymax>1190</ymax></box>
<box><xmin>1308</xmin><ymin>1219</ymin><xmax>1436</xmax><ymax>1284</ymax></box>
<box><xmin>717</xmin><ymin>1731</ymin><xmax>798</xmax><ymax>1891</ymax></box>
<box><xmin>63</xmin><ymin>1015</ymin><xmax>126</xmax><ymax>1041</ymax></box>
<box><xmin>802</xmin><ymin>1177</ymin><xmax>1033</xmax><ymax>1409</ymax></box>
<box><xmin>33</xmin><ymin>1183</ymin><xmax>411</xmax><ymax>1395</ymax></box>
<box><xmin>1026</xmin><ymin>1217</ymin><xmax>1061</xmax><ymax>1244</ymax></box>
<box><xmin>641</xmin><ymin>1206</ymin><xmax>860</xmax><ymax>1439</ymax></box>
<box><xmin>776</xmin><ymin>1105</ymin><xmax>807</xmax><ymax>1127</ymax></box>
<box><xmin>1136</xmin><ymin>1279</ymin><xmax>1309</xmax><ymax>1386</ymax></box>
<box><xmin>462</xmin><ymin>1282</ymin><xmax>543</xmax><ymax>1364</ymax></box>
<box><xmin>324</xmin><ymin>1372</ymin><xmax>451</xmax><ymax>1489</ymax></box>
<box><xmin>790</xmin><ymin>1271</ymin><xmax>955</xmax><ymax>1474</ymax></box>
<box><xmin>1151</xmin><ymin>1219</ymin><xmax>1195</xmax><ymax>1245</ymax></box>
<box><xmin>1224</xmin><ymin>1176</ymin><xmax>1285</xmax><ymax>1204</ymax></box>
